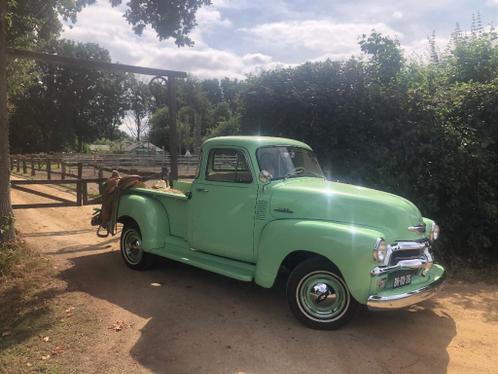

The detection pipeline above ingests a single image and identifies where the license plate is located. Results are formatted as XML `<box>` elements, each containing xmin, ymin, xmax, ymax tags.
<box><xmin>393</xmin><ymin>273</ymin><xmax>412</xmax><ymax>289</ymax></box>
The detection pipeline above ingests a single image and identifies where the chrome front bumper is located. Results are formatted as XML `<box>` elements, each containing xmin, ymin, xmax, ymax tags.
<box><xmin>367</xmin><ymin>271</ymin><xmax>445</xmax><ymax>310</ymax></box>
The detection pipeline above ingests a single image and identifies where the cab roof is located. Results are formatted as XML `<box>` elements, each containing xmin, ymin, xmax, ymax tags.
<box><xmin>202</xmin><ymin>136</ymin><xmax>312</xmax><ymax>153</ymax></box>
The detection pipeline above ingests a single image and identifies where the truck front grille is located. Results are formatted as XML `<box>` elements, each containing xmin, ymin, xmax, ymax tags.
<box><xmin>389</xmin><ymin>248</ymin><xmax>424</xmax><ymax>266</ymax></box>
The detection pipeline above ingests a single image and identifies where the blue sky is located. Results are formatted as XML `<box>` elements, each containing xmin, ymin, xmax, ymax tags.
<box><xmin>62</xmin><ymin>0</ymin><xmax>498</xmax><ymax>79</ymax></box>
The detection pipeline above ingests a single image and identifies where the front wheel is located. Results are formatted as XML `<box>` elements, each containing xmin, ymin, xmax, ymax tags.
<box><xmin>287</xmin><ymin>257</ymin><xmax>358</xmax><ymax>330</ymax></box>
<box><xmin>120</xmin><ymin>223</ymin><xmax>153</xmax><ymax>270</ymax></box>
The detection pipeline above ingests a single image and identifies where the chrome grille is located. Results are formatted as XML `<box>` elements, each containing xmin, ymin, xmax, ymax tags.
<box><xmin>389</xmin><ymin>248</ymin><xmax>424</xmax><ymax>266</ymax></box>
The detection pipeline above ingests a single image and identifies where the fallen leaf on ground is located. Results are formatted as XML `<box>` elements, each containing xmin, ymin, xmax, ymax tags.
<box><xmin>41</xmin><ymin>355</ymin><xmax>50</xmax><ymax>360</ymax></box>
<box><xmin>1</xmin><ymin>331</ymin><xmax>11</xmax><ymax>337</ymax></box>
<box><xmin>109</xmin><ymin>320</ymin><xmax>125</xmax><ymax>332</ymax></box>
<box><xmin>43</xmin><ymin>336</ymin><xmax>50</xmax><ymax>342</ymax></box>
<box><xmin>65</xmin><ymin>306</ymin><xmax>75</xmax><ymax>313</ymax></box>
<box><xmin>52</xmin><ymin>346</ymin><xmax>64</xmax><ymax>355</ymax></box>
<box><xmin>26</xmin><ymin>363</ymin><xmax>32</xmax><ymax>367</ymax></box>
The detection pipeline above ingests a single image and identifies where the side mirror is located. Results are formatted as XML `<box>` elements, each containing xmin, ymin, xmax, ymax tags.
<box><xmin>259</xmin><ymin>170</ymin><xmax>272</xmax><ymax>184</ymax></box>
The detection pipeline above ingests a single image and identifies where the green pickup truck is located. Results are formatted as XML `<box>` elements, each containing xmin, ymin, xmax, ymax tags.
<box><xmin>117</xmin><ymin>136</ymin><xmax>445</xmax><ymax>329</ymax></box>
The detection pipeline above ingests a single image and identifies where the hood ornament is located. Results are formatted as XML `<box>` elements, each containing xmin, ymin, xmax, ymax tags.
<box><xmin>408</xmin><ymin>223</ymin><xmax>426</xmax><ymax>233</ymax></box>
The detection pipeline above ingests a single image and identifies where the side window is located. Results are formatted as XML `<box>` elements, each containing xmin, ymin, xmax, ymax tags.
<box><xmin>206</xmin><ymin>149</ymin><xmax>253</xmax><ymax>183</ymax></box>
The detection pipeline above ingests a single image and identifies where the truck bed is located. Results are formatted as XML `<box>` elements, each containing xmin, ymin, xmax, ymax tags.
<box><xmin>127</xmin><ymin>185</ymin><xmax>191</xmax><ymax>238</ymax></box>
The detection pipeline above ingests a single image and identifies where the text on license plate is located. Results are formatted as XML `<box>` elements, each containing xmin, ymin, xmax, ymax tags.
<box><xmin>393</xmin><ymin>273</ymin><xmax>412</xmax><ymax>288</ymax></box>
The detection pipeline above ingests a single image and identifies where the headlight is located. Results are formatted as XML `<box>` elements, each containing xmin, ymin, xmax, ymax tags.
<box><xmin>373</xmin><ymin>238</ymin><xmax>388</xmax><ymax>263</ymax></box>
<box><xmin>430</xmin><ymin>222</ymin><xmax>440</xmax><ymax>241</ymax></box>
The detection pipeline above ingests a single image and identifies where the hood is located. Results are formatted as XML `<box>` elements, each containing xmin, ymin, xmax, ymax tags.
<box><xmin>269</xmin><ymin>178</ymin><xmax>425</xmax><ymax>241</ymax></box>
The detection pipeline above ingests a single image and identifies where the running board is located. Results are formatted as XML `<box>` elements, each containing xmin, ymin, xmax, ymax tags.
<box><xmin>155</xmin><ymin>237</ymin><xmax>255</xmax><ymax>282</ymax></box>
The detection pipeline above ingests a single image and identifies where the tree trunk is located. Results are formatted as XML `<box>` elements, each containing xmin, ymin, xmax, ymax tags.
<box><xmin>136</xmin><ymin>115</ymin><xmax>141</xmax><ymax>142</ymax></box>
<box><xmin>0</xmin><ymin>0</ymin><xmax>15</xmax><ymax>242</ymax></box>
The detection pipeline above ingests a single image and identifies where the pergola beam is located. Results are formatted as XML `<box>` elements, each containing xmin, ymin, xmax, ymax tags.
<box><xmin>6</xmin><ymin>48</ymin><xmax>187</xmax><ymax>78</ymax></box>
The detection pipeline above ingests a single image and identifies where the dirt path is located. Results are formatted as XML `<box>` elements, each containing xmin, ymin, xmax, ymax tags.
<box><xmin>9</xmin><ymin>182</ymin><xmax>498</xmax><ymax>374</ymax></box>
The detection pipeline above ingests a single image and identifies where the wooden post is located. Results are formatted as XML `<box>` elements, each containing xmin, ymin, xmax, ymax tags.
<box><xmin>98</xmin><ymin>168</ymin><xmax>104</xmax><ymax>195</ymax></box>
<box><xmin>82</xmin><ymin>181</ymin><xmax>88</xmax><ymax>205</ymax></box>
<box><xmin>61</xmin><ymin>161</ymin><xmax>66</xmax><ymax>180</ymax></box>
<box><xmin>161</xmin><ymin>165</ymin><xmax>168</xmax><ymax>181</ymax></box>
<box><xmin>76</xmin><ymin>162</ymin><xmax>83</xmax><ymax>206</ymax></box>
<box><xmin>16</xmin><ymin>157</ymin><xmax>20</xmax><ymax>172</ymax></box>
<box><xmin>30</xmin><ymin>157</ymin><xmax>35</xmax><ymax>176</ymax></box>
<box><xmin>168</xmin><ymin>76</ymin><xmax>178</xmax><ymax>184</ymax></box>
<box><xmin>38</xmin><ymin>159</ymin><xmax>41</xmax><ymax>170</ymax></box>
<box><xmin>46</xmin><ymin>159</ymin><xmax>51</xmax><ymax>180</ymax></box>
<box><xmin>22</xmin><ymin>157</ymin><xmax>27</xmax><ymax>174</ymax></box>
<box><xmin>10</xmin><ymin>156</ymin><xmax>13</xmax><ymax>171</ymax></box>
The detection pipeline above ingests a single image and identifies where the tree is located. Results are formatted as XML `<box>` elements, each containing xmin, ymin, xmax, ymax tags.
<box><xmin>125</xmin><ymin>76</ymin><xmax>152</xmax><ymax>142</ymax></box>
<box><xmin>359</xmin><ymin>32</ymin><xmax>404</xmax><ymax>84</ymax></box>
<box><xmin>0</xmin><ymin>0</ymin><xmax>12</xmax><ymax>241</ymax></box>
<box><xmin>206</xmin><ymin>115</ymin><xmax>241</xmax><ymax>138</ymax></box>
<box><xmin>1</xmin><ymin>0</ymin><xmax>211</xmax><ymax>242</ymax></box>
<box><xmin>149</xmin><ymin>107</ymin><xmax>170</xmax><ymax>149</ymax></box>
<box><xmin>9</xmin><ymin>40</ymin><xmax>129</xmax><ymax>153</ymax></box>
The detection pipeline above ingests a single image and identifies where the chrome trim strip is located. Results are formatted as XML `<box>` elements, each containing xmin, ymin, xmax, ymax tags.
<box><xmin>370</xmin><ymin>258</ymin><xmax>430</xmax><ymax>275</ymax></box>
<box><xmin>375</xmin><ymin>239</ymin><xmax>429</xmax><ymax>267</ymax></box>
<box><xmin>367</xmin><ymin>272</ymin><xmax>446</xmax><ymax>311</ymax></box>
<box><xmin>408</xmin><ymin>223</ymin><xmax>426</xmax><ymax>233</ymax></box>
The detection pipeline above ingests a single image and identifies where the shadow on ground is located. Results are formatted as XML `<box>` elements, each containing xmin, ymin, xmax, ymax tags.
<box><xmin>60</xmin><ymin>251</ymin><xmax>456</xmax><ymax>374</ymax></box>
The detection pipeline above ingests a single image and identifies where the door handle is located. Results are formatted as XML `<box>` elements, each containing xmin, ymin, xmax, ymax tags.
<box><xmin>196</xmin><ymin>187</ymin><xmax>209</xmax><ymax>192</ymax></box>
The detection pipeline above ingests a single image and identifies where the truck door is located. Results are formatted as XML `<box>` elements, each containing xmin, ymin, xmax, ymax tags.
<box><xmin>189</xmin><ymin>147</ymin><xmax>257</xmax><ymax>262</ymax></box>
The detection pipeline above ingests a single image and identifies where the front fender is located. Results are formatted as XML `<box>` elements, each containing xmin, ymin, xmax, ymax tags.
<box><xmin>254</xmin><ymin>219</ymin><xmax>381</xmax><ymax>304</ymax></box>
<box><xmin>118</xmin><ymin>193</ymin><xmax>169</xmax><ymax>252</ymax></box>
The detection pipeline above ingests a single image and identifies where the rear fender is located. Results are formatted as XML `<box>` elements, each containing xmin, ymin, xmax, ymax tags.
<box><xmin>117</xmin><ymin>194</ymin><xmax>169</xmax><ymax>252</ymax></box>
<box><xmin>254</xmin><ymin>219</ymin><xmax>381</xmax><ymax>304</ymax></box>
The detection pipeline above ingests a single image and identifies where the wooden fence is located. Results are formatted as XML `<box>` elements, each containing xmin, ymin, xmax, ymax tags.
<box><xmin>9</xmin><ymin>153</ymin><xmax>200</xmax><ymax>209</ymax></box>
<box><xmin>10</xmin><ymin>153</ymin><xmax>200</xmax><ymax>179</ymax></box>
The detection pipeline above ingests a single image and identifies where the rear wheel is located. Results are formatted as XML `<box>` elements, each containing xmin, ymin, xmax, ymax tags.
<box><xmin>287</xmin><ymin>257</ymin><xmax>358</xmax><ymax>329</ymax></box>
<box><xmin>120</xmin><ymin>223</ymin><xmax>153</xmax><ymax>270</ymax></box>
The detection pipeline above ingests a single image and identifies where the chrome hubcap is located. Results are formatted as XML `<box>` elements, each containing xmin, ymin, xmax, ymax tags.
<box><xmin>122</xmin><ymin>229</ymin><xmax>143</xmax><ymax>265</ymax></box>
<box><xmin>310</xmin><ymin>282</ymin><xmax>338</xmax><ymax>308</ymax></box>
<box><xmin>297</xmin><ymin>271</ymin><xmax>350</xmax><ymax>322</ymax></box>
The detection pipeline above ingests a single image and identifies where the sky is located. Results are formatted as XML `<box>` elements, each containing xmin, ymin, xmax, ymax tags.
<box><xmin>62</xmin><ymin>0</ymin><xmax>498</xmax><ymax>80</ymax></box>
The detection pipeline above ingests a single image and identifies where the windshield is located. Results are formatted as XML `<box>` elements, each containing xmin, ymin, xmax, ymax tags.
<box><xmin>256</xmin><ymin>146</ymin><xmax>324</xmax><ymax>180</ymax></box>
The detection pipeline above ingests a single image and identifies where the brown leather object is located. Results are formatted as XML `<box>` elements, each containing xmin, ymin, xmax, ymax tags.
<box><xmin>96</xmin><ymin>172</ymin><xmax>143</xmax><ymax>237</ymax></box>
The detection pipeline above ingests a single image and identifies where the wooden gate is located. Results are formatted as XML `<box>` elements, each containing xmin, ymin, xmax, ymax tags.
<box><xmin>10</xmin><ymin>158</ymin><xmax>106</xmax><ymax>209</ymax></box>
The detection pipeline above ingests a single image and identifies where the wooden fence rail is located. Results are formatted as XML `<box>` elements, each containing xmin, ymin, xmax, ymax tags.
<box><xmin>10</xmin><ymin>153</ymin><xmax>200</xmax><ymax>180</ymax></box>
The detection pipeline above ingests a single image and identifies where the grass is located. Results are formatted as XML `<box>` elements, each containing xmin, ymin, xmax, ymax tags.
<box><xmin>0</xmin><ymin>240</ymin><xmax>98</xmax><ymax>373</ymax></box>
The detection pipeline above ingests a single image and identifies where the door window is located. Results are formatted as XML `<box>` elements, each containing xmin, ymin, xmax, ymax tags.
<box><xmin>206</xmin><ymin>149</ymin><xmax>253</xmax><ymax>183</ymax></box>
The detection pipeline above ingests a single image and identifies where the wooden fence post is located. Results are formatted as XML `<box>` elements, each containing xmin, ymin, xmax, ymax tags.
<box><xmin>161</xmin><ymin>166</ymin><xmax>168</xmax><ymax>181</ymax></box>
<box><xmin>98</xmin><ymin>168</ymin><xmax>104</xmax><ymax>195</ymax></box>
<box><xmin>10</xmin><ymin>157</ymin><xmax>13</xmax><ymax>171</ymax></box>
<box><xmin>76</xmin><ymin>162</ymin><xmax>83</xmax><ymax>206</ymax></box>
<box><xmin>61</xmin><ymin>161</ymin><xmax>66</xmax><ymax>180</ymax></box>
<box><xmin>38</xmin><ymin>159</ymin><xmax>41</xmax><ymax>170</ymax></box>
<box><xmin>22</xmin><ymin>157</ymin><xmax>27</xmax><ymax>174</ymax></box>
<box><xmin>16</xmin><ymin>157</ymin><xmax>20</xmax><ymax>172</ymax></box>
<box><xmin>46</xmin><ymin>159</ymin><xmax>51</xmax><ymax>180</ymax></box>
<box><xmin>30</xmin><ymin>157</ymin><xmax>35</xmax><ymax>176</ymax></box>
<box><xmin>82</xmin><ymin>182</ymin><xmax>88</xmax><ymax>205</ymax></box>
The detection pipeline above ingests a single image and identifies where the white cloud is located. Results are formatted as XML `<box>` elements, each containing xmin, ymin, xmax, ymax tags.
<box><xmin>392</xmin><ymin>11</ymin><xmax>404</xmax><ymax>20</ymax></box>
<box><xmin>243</xmin><ymin>20</ymin><xmax>401</xmax><ymax>61</ymax></box>
<box><xmin>62</xmin><ymin>0</ymin><xmax>280</xmax><ymax>79</ymax></box>
<box><xmin>60</xmin><ymin>0</ymin><xmax>498</xmax><ymax>79</ymax></box>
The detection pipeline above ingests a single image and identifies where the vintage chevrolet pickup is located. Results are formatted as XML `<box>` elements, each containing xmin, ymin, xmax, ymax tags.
<box><xmin>117</xmin><ymin>136</ymin><xmax>445</xmax><ymax>329</ymax></box>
